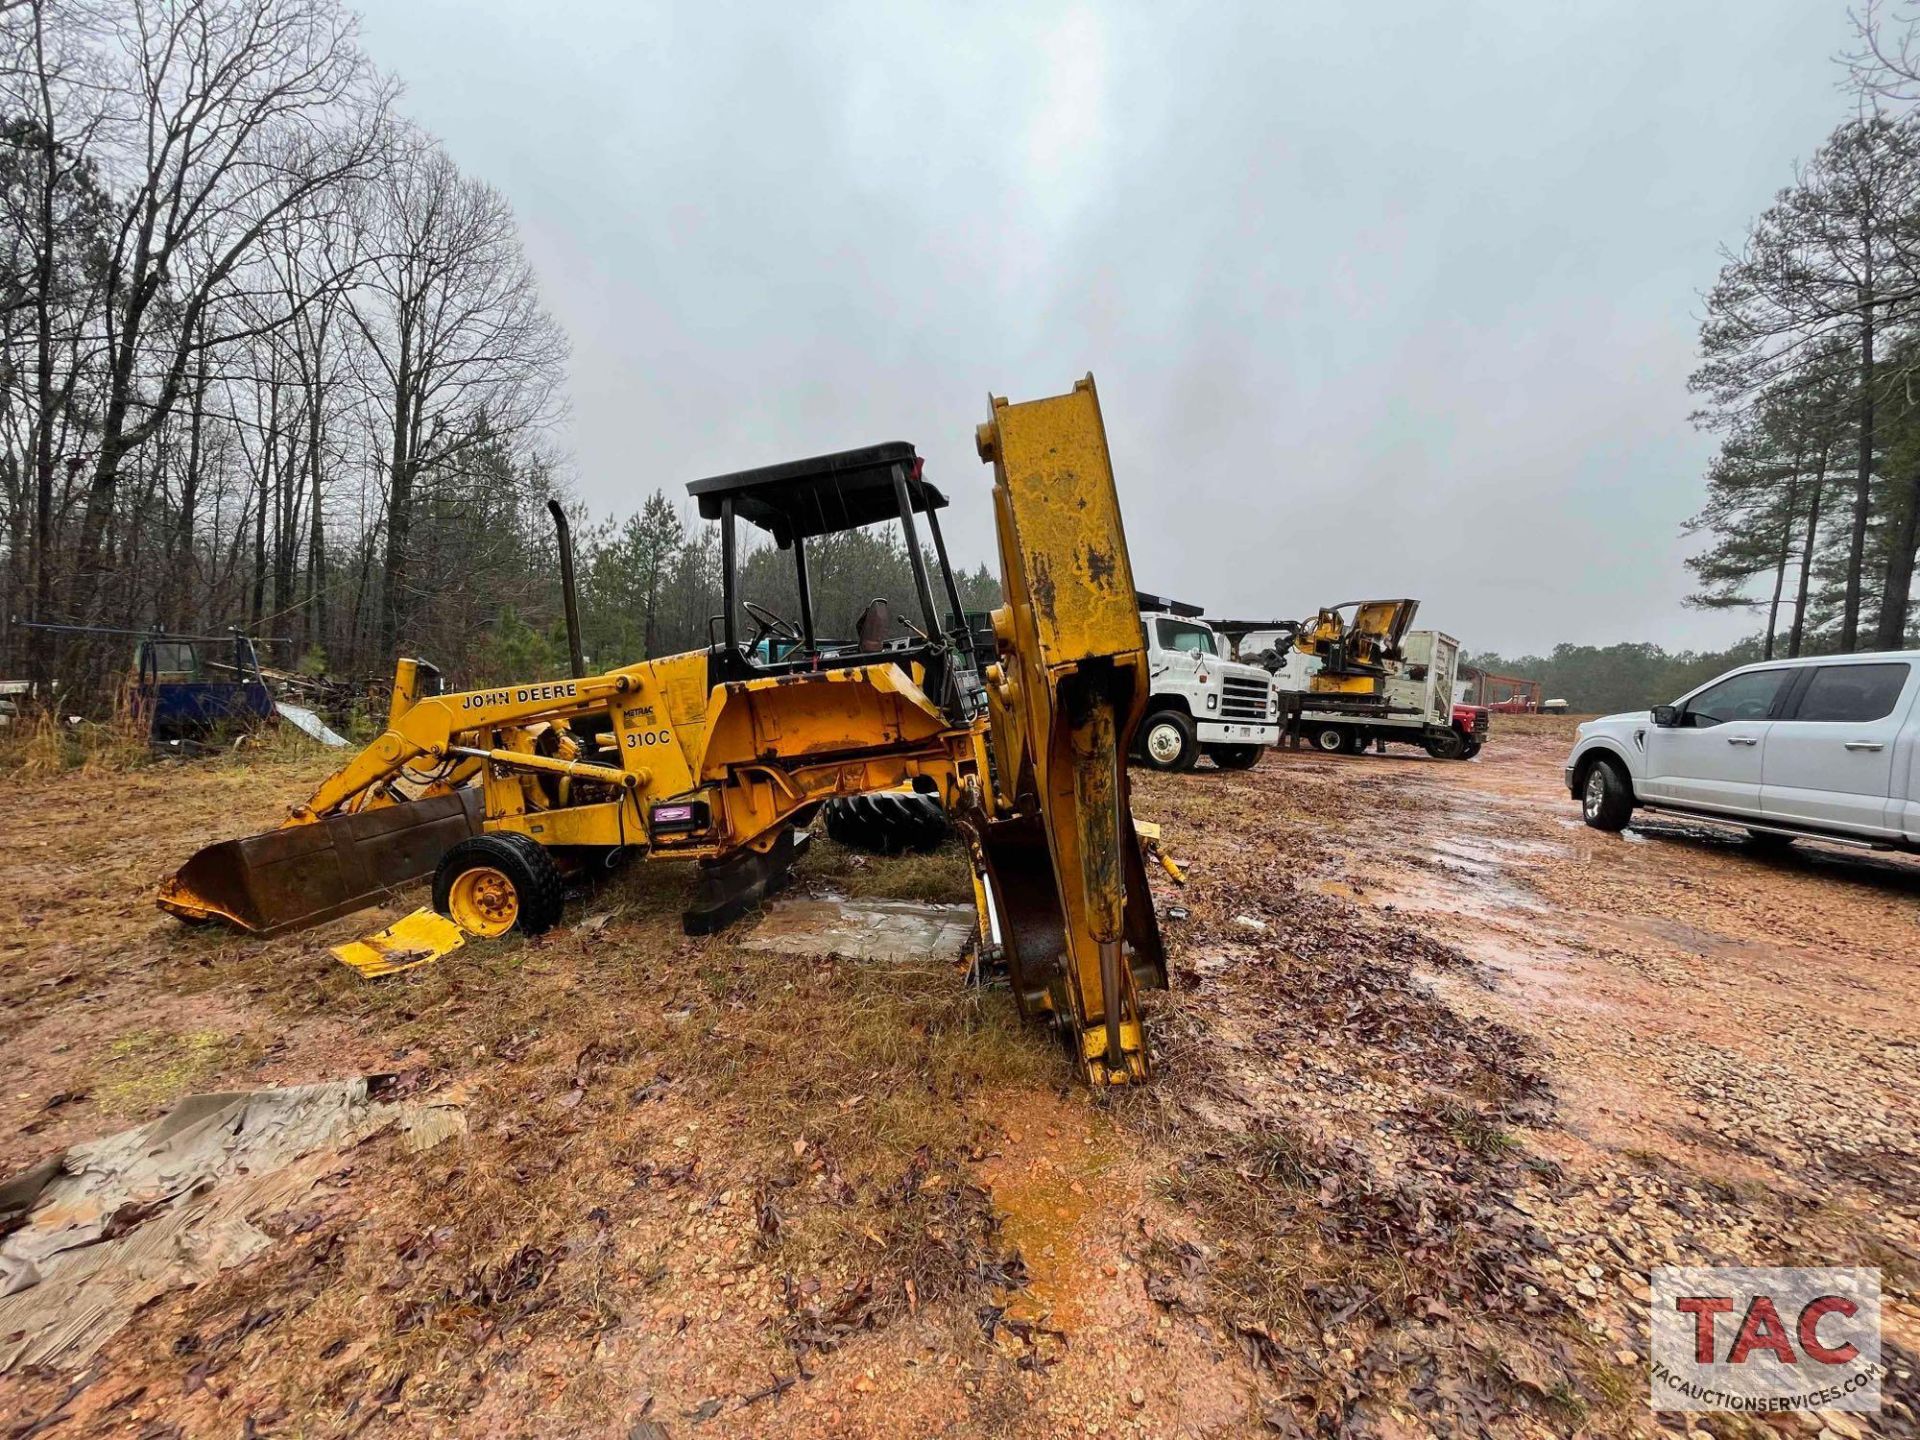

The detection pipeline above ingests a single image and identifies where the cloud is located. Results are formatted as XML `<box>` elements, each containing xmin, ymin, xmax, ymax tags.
<box><xmin>358</xmin><ymin>0</ymin><xmax>1859</xmax><ymax>654</ymax></box>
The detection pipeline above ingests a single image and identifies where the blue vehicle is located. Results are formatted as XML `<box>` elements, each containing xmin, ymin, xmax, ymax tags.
<box><xmin>132</xmin><ymin>631</ymin><xmax>275</xmax><ymax>741</ymax></box>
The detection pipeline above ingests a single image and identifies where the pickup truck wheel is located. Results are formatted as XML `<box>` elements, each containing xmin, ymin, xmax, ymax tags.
<box><xmin>1312</xmin><ymin>724</ymin><xmax>1349</xmax><ymax>754</ymax></box>
<box><xmin>1423</xmin><ymin>730</ymin><xmax>1468</xmax><ymax>760</ymax></box>
<box><xmin>1140</xmin><ymin>711</ymin><xmax>1198</xmax><ymax>772</ymax></box>
<box><xmin>1579</xmin><ymin>758</ymin><xmax>1633</xmax><ymax>832</ymax></box>
<box><xmin>1207</xmin><ymin>744</ymin><xmax>1262</xmax><ymax>771</ymax></box>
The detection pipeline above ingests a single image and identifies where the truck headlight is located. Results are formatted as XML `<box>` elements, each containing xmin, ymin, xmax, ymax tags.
<box><xmin>1205</xmin><ymin>694</ymin><xmax>1217</xmax><ymax>711</ymax></box>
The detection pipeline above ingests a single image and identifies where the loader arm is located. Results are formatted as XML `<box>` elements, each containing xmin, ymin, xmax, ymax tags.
<box><xmin>292</xmin><ymin>671</ymin><xmax>643</xmax><ymax>820</ymax></box>
<box><xmin>968</xmin><ymin>376</ymin><xmax>1167</xmax><ymax>1086</ymax></box>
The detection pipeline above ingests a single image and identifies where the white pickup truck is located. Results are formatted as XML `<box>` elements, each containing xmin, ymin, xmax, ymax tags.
<box><xmin>1565</xmin><ymin>651</ymin><xmax>1920</xmax><ymax>850</ymax></box>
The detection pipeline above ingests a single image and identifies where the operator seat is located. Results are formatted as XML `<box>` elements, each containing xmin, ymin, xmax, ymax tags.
<box><xmin>855</xmin><ymin>598</ymin><xmax>892</xmax><ymax>654</ymax></box>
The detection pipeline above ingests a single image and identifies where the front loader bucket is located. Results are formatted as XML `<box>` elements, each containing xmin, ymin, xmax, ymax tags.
<box><xmin>158</xmin><ymin>790</ymin><xmax>483</xmax><ymax>936</ymax></box>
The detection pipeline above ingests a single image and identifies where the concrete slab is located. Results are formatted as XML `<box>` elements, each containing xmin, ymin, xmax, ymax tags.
<box><xmin>740</xmin><ymin>896</ymin><xmax>975</xmax><ymax>964</ymax></box>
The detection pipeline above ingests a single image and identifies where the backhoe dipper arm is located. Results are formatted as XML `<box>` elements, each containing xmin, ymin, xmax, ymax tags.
<box><xmin>969</xmin><ymin>376</ymin><xmax>1168</xmax><ymax>1085</ymax></box>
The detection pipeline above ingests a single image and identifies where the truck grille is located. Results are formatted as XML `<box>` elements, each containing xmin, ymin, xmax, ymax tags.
<box><xmin>1221</xmin><ymin>676</ymin><xmax>1271</xmax><ymax>722</ymax></box>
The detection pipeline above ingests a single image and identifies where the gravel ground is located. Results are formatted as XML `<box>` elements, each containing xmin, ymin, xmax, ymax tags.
<box><xmin>1</xmin><ymin>721</ymin><xmax>1915</xmax><ymax>1438</ymax></box>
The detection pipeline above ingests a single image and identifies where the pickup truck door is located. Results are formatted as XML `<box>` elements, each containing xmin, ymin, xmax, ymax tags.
<box><xmin>1760</xmin><ymin>660</ymin><xmax>1916</xmax><ymax>838</ymax></box>
<box><xmin>1640</xmin><ymin>667</ymin><xmax>1790</xmax><ymax>812</ymax></box>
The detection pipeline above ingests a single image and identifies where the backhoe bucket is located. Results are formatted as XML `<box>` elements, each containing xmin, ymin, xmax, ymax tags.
<box><xmin>157</xmin><ymin>790</ymin><xmax>482</xmax><ymax>936</ymax></box>
<box><xmin>971</xmin><ymin>811</ymin><xmax>1167</xmax><ymax>1050</ymax></box>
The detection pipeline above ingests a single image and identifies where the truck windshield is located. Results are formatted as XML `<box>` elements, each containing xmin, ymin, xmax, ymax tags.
<box><xmin>1156</xmin><ymin>619</ymin><xmax>1215</xmax><ymax>655</ymax></box>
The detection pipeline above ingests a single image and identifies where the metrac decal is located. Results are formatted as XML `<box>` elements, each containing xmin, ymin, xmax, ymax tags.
<box><xmin>619</xmin><ymin>705</ymin><xmax>674</xmax><ymax>749</ymax></box>
<box><xmin>460</xmin><ymin>681</ymin><xmax>580</xmax><ymax>710</ymax></box>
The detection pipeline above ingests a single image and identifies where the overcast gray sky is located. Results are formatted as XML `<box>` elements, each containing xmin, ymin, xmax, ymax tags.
<box><xmin>357</xmin><ymin>1</ymin><xmax>1858</xmax><ymax>657</ymax></box>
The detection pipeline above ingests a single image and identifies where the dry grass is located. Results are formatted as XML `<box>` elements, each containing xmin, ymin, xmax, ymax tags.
<box><xmin>804</xmin><ymin>834</ymin><xmax>975</xmax><ymax>905</ymax></box>
<box><xmin>0</xmin><ymin>707</ymin><xmax>150</xmax><ymax>774</ymax></box>
<box><xmin>1487</xmin><ymin>712</ymin><xmax>1588</xmax><ymax>740</ymax></box>
<box><xmin>52</xmin><ymin>824</ymin><xmax>1063</xmax><ymax>1431</ymax></box>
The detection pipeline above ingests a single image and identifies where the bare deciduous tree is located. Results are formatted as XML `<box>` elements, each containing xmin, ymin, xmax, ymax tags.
<box><xmin>346</xmin><ymin>133</ymin><xmax>567</xmax><ymax>658</ymax></box>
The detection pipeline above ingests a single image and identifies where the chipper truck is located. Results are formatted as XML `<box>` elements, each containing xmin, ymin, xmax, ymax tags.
<box><xmin>1215</xmin><ymin>601</ymin><xmax>1486</xmax><ymax>759</ymax></box>
<box><xmin>158</xmin><ymin>377</ymin><xmax>1169</xmax><ymax>1086</ymax></box>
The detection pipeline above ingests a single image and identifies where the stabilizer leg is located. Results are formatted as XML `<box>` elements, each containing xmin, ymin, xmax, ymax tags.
<box><xmin>682</xmin><ymin>827</ymin><xmax>811</xmax><ymax>936</ymax></box>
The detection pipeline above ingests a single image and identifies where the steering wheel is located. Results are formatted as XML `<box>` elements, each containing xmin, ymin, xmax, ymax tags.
<box><xmin>742</xmin><ymin>600</ymin><xmax>802</xmax><ymax>652</ymax></box>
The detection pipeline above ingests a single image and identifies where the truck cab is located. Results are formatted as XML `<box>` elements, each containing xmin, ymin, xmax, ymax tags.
<box><xmin>1134</xmin><ymin>592</ymin><xmax>1279</xmax><ymax>771</ymax></box>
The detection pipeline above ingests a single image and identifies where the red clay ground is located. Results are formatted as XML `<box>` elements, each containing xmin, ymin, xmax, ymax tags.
<box><xmin>1</xmin><ymin>719</ymin><xmax>1915</xmax><ymax>1438</ymax></box>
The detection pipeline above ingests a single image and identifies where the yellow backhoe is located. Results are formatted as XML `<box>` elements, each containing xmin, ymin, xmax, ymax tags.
<box><xmin>158</xmin><ymin>377</ymin><xmax>1167</xmax><ymax>1085</ymax></box>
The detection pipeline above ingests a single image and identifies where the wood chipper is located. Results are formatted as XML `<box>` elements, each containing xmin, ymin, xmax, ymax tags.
<box><xmin>159</xmin><ymin>376</ymin><xmax>1169</xmax><ymax>1084</ymax></box>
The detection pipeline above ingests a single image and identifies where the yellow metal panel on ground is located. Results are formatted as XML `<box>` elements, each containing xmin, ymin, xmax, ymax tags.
<box><xmin>330</xmin><ymin>908</ymin><xmax>468</xmax><ymax>978</ymax></box>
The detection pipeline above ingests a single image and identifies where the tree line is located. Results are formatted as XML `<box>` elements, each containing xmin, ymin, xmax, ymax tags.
<box><xmin>0</xmin><ymin>0</ymin><xmax>1000</xmax><ymax>709</ymax></box>
<box><xmin>1464</xmin><ymin>639</ymin><xmax>1769</xmax><ymax>717</ymax></box>
<box><xmin>1685</xmin><ymin>5</ymin><xmax>1920</xmax><ymax>658</ymax></box>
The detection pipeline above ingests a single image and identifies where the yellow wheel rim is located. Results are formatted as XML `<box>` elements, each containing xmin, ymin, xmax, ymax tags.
<box><xmin>447</xmin><ymin>865</ymin><xmax>519</xmax><ymax>937</ymax></box>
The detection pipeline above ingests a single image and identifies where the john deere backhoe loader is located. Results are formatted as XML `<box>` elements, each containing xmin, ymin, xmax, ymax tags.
<box><xmin>159</xmin><ymin>377</ymin><xmax>1168</xmax><ymax>1084</ymax></box>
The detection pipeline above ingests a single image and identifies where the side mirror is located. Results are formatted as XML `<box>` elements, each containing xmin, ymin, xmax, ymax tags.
<box><xmin>1651</xmin><ymin>704</ymin><xmax>1680</xmax><ymax>728</ymax></box>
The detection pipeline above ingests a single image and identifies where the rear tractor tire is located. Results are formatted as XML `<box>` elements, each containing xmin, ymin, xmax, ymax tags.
<box><xmin>433</xmin><ymin>832</ymin><xmax>566</xmax><ymax>937</ymax></box>
<box><xmin>1139</xmin><ymin>710</ymin><xmax>1199</xmax><ymax>772</ymax></box>
<box><xmin>822</xmin><ymin>791</ymin><xmax>949</xmax><ymax>854</ymax></box>
<box><xmin>1207</xmin><ymin>744</ymin><xmax>1262</xmax><ymax>771</ymax></box>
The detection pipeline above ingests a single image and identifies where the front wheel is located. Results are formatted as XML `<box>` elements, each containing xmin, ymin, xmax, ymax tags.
<box><xmin>1139</xmin><ymin>710</ymin><xmax>1199</xmax><ymax>772</ymax></box>
<box><xmin>1579</xmin><ymin>759</ymin><xmax>1633</xmax><ymax>833</ymax></box>
<box><xmin>1424</xmin><ymin>730</ymin><xmax>1468</xmax><ymax>760</ymax></box>
<box><xmin>1461</xmin><ymin>739</ymin><xmax>1482</xmax><ymax>759</ymax></box>
<box><xmin>434</xmin><ymin>832</ymin><xmax>565</xmax><ymax>936</ymax></box>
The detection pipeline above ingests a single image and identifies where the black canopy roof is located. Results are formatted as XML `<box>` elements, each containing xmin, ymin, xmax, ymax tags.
<box><xmin>686</xmin><ymin>441</ymin><xmax>946</xmax><ymax>545</ymax></box>
<box><xmin>1135</xmin><ymin>590</ymin><xmax>1204</xmax><ymax>618</ymax></box>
